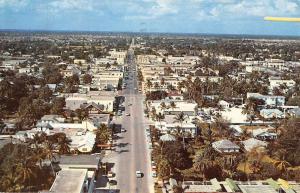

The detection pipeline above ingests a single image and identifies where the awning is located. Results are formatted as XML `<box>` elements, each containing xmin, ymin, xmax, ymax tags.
<box><xmin>225</xmin><ymin>178</ymin><xmax>240</xmax><ymax>192</ymax></box>
<box><xmin>210</xmin><ymin>178</ymin><xmax>222</xmax><ymax>191</ymax></box>
<box><xmin>267</xmin><ymin>178</ymin><xmax>280</xmax><ymax>190</ymax></box>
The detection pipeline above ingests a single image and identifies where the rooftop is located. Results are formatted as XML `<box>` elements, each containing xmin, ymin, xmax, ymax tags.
<box><xmin>57</xmin><ymin>154</ymin><xmax>101</xmax><ymax>169</ymax></box>
<box><xmin>49</xmin><ymin>169</ymin><xmax>87</xmax><ymax>193</ymax></box>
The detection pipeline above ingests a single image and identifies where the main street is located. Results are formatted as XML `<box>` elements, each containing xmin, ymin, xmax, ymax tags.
<box><xmin>102</xmin><ymin>47</ymin><xmax>154</xmax><ymax>193</ymax></box>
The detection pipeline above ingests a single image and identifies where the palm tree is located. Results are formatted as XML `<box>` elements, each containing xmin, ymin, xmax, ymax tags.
<box><xmin>16</xmin><ymin>158</ymin><xmax>37</xmax><ymax>186</ymax></box>
<box><xmin>146</xmin><ymin>79</ymin><xmax>153</xmax><ymax>92</ymax></box>
<box><xmin>1</xmin><ymin>172</ymin><xmax>18</xmax><ymax>191</ymax></box>
<box><xmin>57</xmin><ymin>135</ymin><xmax>71</xmax><ymax>155</ymax></box>
<box><xmin>273</xmin><ymin>160</ymin><xmax>291</xmax><ymax>173</ymax></box>
<box><xmin>151</xmin><ymin>107</ymin><xmax>157</xmax><ymax>120</ymax></box>
<box><xmin>160</xmin><ymin>102</ymin><xmax>167</xmax><ymax>112</ymax></box>
<box><xmin>95</xmin><ymin>124</ymin><xmax>111</xmax><ymax>145</ymax></box>
<box><xmin>169</xmin><ymin>101</ymin><xmax>176</xmax><ymax>111</ymax></box>
<box><xmin>156</xmin><ymin>113</ymin><xmax>164</xmax><ymax>129</ymax></box>
<box><xmin>193</xmin><ymin>159</ymin><xmax>211</xmax><ymax>179</ymax></box>
<box><xmin>43</xmin><ymin>140</ymin><xmax>56</xmax><ymax>175</ymax></box>
<box><xmin>173</xmin><ymin>112</ymin><xmax>188</xmax><ymax>149</ymax></box>
<box><xmin>154</xmin><ymin>82</ymin><xmax>160</xmax><ymax>91</ymax></box>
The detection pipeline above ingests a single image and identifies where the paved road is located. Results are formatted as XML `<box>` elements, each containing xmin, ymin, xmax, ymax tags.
<box><xmin>102</xmin><ymin>48</ymin><xmax>154</xmax><ymax>193</ymax></box>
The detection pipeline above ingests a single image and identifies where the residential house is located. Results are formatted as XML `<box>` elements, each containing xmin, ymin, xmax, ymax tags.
<box><xmin>260</xmin><ymin>109</ymin><xmax>284</xmax><ymax>119</ymax></box>
<box><xmin>247</xmin><ymin>93</ymin><xmax>285</xmax><ymax>106</ymax></box>
<box><xmin>288</xmin><ymin>108</ymin><xmax>300</xmax><ymax>118</ymax></box>
<box><xmin>252</xmin><ymin>128</ymin><xmax>277</xmax><ymax>140</ymax></box>
<box><xmin>155</xmin><ymin>115</ymin><xmax>197</xmax><ymax>137</ymax></box>
<box><xmin>242</xmin><ymin>138</ymin><xmax>267</xmax><ymax>152</ymax></box>
<box><xmin>212</xmin><ymin>139</ymin><xmax>240</xmax><ymax>153</ymax></box>
<box><xmin>80</xmin><ymin>102</ymin><xmax>104</xmax><ymax>114</ymax></box>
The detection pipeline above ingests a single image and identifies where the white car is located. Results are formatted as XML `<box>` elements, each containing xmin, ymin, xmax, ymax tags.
<box><xmin>136</xmin><ymin>171</ymin><xmax>143</xmax><ymax>178</ymax></box>
<box><xmin>126</xmin><ymin>113</ymin><xmax>130</xmax><ymax>116</ymax></box>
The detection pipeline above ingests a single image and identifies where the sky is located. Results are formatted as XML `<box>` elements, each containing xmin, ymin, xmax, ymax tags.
<box><xmin>0</xmin><ymin>0</ymin><xmax>300</xmax><ymax>36</ymax></box>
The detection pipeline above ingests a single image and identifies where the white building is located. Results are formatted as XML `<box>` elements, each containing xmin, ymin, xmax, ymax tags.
<box><xmin>155</xmin><ymin>115</ymin><xmax>198</xmax><ymax>137</ymax></box>
<box><xmin>269</xmin><ymin>77</ymin><xmax>296</xmax><ymax>91</ymax></box>
<box><xmin>247</xmin><ymin>93</ymin><xmax>285</xmax><ymax>106</ymax></box>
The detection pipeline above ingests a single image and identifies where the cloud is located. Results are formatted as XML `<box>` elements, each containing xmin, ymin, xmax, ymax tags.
<box><xmin>38</xmin><ymin>0</ymin><xmax>103</xmax><ymax>13</ymax></box>
<box><xmin>0</xmin><ymin>0</ymin><xmax>28</xmax><ymax>10</ymax></box>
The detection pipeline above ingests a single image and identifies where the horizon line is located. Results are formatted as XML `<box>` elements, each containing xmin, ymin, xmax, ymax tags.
<box><xmin>0</xmin><ymin>28</ymin><xmax>300</xmax><ymax>39</ymax></box>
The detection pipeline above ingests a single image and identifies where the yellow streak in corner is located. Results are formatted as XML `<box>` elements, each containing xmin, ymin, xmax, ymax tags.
<box><xmin>264</xmin><ymin>17</ymin><xmax>300</xmax><ymax>22</ymax></box>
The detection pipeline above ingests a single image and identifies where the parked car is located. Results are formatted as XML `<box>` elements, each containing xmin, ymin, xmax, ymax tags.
<box><xmin>107</xmin><ymin>171</ymin><xmax>114</xmax><ymax>178</ymax></box>
<box><xmin>121</xmin><ymin>128</ymin><xmax>127</xmax><ymax>132</ymax></box>
<box><xmin>126</xmin><ymin>113</ymin><xmax>130</xmax><ymax>116</ymax></box>
<box><xmin>136</xmin><ymin>171</ymin><xmax>143</xmax><ymax>178</ymax></box>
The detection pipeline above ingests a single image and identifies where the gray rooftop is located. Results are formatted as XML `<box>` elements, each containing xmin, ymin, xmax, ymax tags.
<box><xmin>49</xmin><ymin>169</ymin><xmax>87</xmax><ymax>193</ymax></box>
<box><xmin>57</xmin><ymin>155</ymin><xmax>101</xmax><ymax>169</ymax></box>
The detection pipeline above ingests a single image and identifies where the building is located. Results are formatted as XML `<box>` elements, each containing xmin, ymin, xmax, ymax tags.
<box><xmin>155</xmin><ymin>115</ymin><xmax>198</xmax><ymax>137</ymax></box>
<box><xmin>108</xmin><ymin>49</ymin><xmax>127</xmax><ymax>64</ymax></box>
<box><xmin>242</xmin><ymin>138</ymin><xmax>267</xmax><ymax>152</ymax></box>
<box><xmin>92</xmin><ymin>70</ymin><xmax>123</xmax><ymax>90</ymax></box>
<box><xmin>212</xmin><ymin>139</ymin><xmax>240</xmax><ymax>153</ymax></box>
<box><xmin>247</xmin><ymin>93</ymin><xmax>285</xmax><ymax>106</ymax></box>
<box><xmin>49</xmin><ymin>169</ymin><xmax>93</xmax><ymax>193</ymax></box>
<box><xmin>65</xmin><ymin>92</ymin><xmax>116</xmax><ymax>112</ymax></box>
<box><xmin>260</xmin><ymin>109</ymin><xmax>284</xmax><ymax>119</ymax></box>
<box><xmin>252</xmin><ymin>128</ymin><xmax>277</xmax><ymax>140</ymax></box>
<box><xmin>182</xmin><ymin>178</ymin><xmax>300</xmax><ymax>193</ymax></box>
<box><xmin>269</xmin><ymin>77</ymin><xmax>296</xmax><ymax>91</ymax></box>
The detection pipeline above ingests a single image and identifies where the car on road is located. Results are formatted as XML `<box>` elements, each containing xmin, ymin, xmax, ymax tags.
<box><xmin>134</xmin><ymin>87</ymin><xmax>137</xmax><ymax>90</ymax></box>
<box><xmin>128</xmin><ymin>103</ymin><xmax>132</xmax><ymax>106</ymax></box>
<box><xmin>121</xmin><ymin>128</ymin><xmax>127</xmax><ymax>132</ymax></box>
<box><xmin>125</xmin><ymin>113</ymin><xmax>130</xmax><ymax>116</ymax></box>
<box><xmin>136</xmin><ymin>171</ymin><xmax>143</xmax><ymax>178</ymax></box>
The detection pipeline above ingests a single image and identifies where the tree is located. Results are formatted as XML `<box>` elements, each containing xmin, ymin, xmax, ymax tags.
<box><xmin>146</xmin><ymin>79</ymin><xmax>153</xmax><ymax>92</ymax></box>
<box><xmin>57</xmin><ymin>134</ymin><xmax>71</xmax><ymax>155</ymax></box>
<box><xmin>169</xmin><ymin>101</ymin><xmax>176</xmax><ymax>111</ymax></box>
<box><xmin>82</xmin><ymin>74</ymin><xmax>92</xmax><ymax>84</ymax></box>
<box><xmin>156</xmin><ymin>113</ymin><xmax>164</xmax><ymax>129</ymax></box>
<box><xmin>273</xmin><ymin>160</ymin><xmax>291</xmax><ymax>173</ymax></box>
<box><xmin>160</xmin><ymin>102</ymin><xmax>167</xmax><ymax>112</ymax></box>
<box><xmin>157</xmin><ymin>158</ymin><xmax>171</xmax><ymax>179</ymax></box>
<box><xmin>16</xmin><ymin>158</ymin><xmax>37</xmax><ymax>186</ymax></box>
<box><xmin>173</xmin><ymin>112</ymin><xmax>188</xmax><ymax>149</ymax></box>
<box><xmin>95</xmin><ymin>124</ymin><xmax>111</xmax><ymax>145</ymax></box>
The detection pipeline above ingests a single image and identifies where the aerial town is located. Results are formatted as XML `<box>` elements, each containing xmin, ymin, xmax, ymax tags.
<box><xmin>0</xmin><ymin>31</ymin><xmax>300</xmax><ymax>193</ymax></box>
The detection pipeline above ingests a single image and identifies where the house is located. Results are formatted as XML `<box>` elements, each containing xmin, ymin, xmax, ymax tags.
<box><xmin>70</xmin><ymin>131</ymin><xmax>96</xmax><ymax>153</ymax></box>
<box><xmin>242</xmin><ymin>138</ymin><xmax>267</xmax><ymax>152</ymax></box>
<box><xmin>247</xmin><ymin>93</ymin><xmax>285</xmax><ymax>106</ymax></box>
<box><xmin>252</xmin><ymin>128</ymin><xmax>277</xmax><ymax>140</ymax></box>
<box><xmin>260</xmin><ymin>109</ymin><xmax>284</xmax><ymax>119</ymax></box>
<box><xmin>212</xmin><ymin>139</ymin><xmax>240</xmax><ymax>153</ymax></box>
<box><xmin>155</xmin><ymin>115</ymin><xmax>198</xmax><ymax>137</ymax></box>
<box><xmin>80</xmin><ymin>102</ymin><xmax>104</xmax><ymax>114</ymax></box>
<box><xmin>288</xmin><ymin>108</ymin><xmax>300</xmax><ymax>118</ymax></box>
<box><xmin>218</xmin><ymin>100</ymin><xmax>230</xmax><ymax>109</ymax></box>
<box><xmin>61</xmin><ymin>64</ymin><xmax>81</xmax><ymax>77</ymax></box>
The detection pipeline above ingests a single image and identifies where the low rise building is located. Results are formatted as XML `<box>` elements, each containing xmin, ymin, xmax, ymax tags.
<box><xmin>247</xmin><ymin>93</ymin><xmax>285</xmax><ymax>106</ymax></box>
